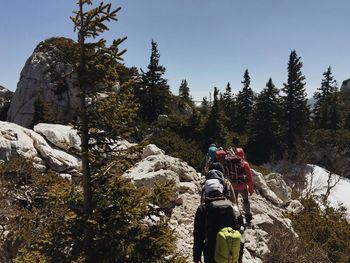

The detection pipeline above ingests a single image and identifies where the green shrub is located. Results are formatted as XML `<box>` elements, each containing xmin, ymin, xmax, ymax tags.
<box><xmin>264</xmin><ymin>225</ymin><xmax>329</xmax><ymax>263</ymax></box>
<box><xmin>1</xmin><ymin>156</ymin><xmax>184</xmax><ymax>262</ymax></box>
<box><xmin>290</xmin><ymin>197</ymin><xmax>350</xmax><ymax>263</ymax></box>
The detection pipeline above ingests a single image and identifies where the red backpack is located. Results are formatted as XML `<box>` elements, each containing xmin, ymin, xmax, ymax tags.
<box><xmin>224</xmin><ymin>156</ymin><xmax>247</xmax><ymax>185</ymax></box>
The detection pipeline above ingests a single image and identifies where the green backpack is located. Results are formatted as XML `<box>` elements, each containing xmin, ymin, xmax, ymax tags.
<box><xmin>214</xmin><ymin>227</ymin><xmax>241</xmax><ymax>263</ymax></box>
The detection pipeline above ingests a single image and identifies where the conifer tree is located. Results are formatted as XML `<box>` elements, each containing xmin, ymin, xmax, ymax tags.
<box><xmin>11</xmin><ymin>1</ymin><xmax>177</xmax><ymax>262</ymax></box>
<box><xmin>313</xmin><ymin>66</ymin><xmax>341</xmax><ymax>130</ymax></box>
<box><xmin>31</xmin><ymin>96</ymin><xmax>56</xmax><ymax>128</ymax></box>
<box><xmin>139</xmin><ymin>40</ymin><xmax>171</xmax><ymax>122</ymax></box>
<box><xmin>236</xmin><ymin>69</ymin><xmax>254</xmax><ymax>133</ymax></box>
<box><xmin>204</xmin><ymin>87</ymin><xmax>227</xmax><ymax>146</ymax></box>
<box><xmin>221</xmin><ymin>82</ymin><xmax>235</xmax><ymax>129</ymax></box>
<box><xmin>178</xmin><ymin>79</ymin><xmax>191</xmax><ymax>103</ymax></box>
<box><xmin>247</xmin><ymin>78</ymin><xmax>284</xmax><ymax>164</ymax></box>
<box><xmin>200</xmin><ymin>96</ymin><xmax>210</xmax><ymax>117</ymax></box>
<box><xmin>282</xmin><ymin>50</ymin><xmax>309</xmax><ymax>154</ymax></box>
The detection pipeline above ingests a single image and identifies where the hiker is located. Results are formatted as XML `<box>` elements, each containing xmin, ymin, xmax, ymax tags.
<box><xmin>207</xmin><ymin>143</ymin><xmax>218</xmax><ymax>165</ymax></box>
<box><xmin>201</xmin><ymin>162</ymin><xmax>237</xmax><ymax>205</ymax></box>
<box><xmin>215</xmin><ymin>147</ymin><xmax>226</xmax><ymax>166</ymax></box>
<box><xmin>193</xmin><ymin>179</ymin><xmax>241</xmax><ymax>263</ymax></box>
<box><xmin>230</xmin><ymin>148</ymin><xmax>254</xmax><ymax>224</ymax></box>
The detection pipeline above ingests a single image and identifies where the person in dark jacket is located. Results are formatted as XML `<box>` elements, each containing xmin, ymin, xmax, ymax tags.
<box><xmin>193</xmin><ymin>179</ymin><xmax>240</xmax><ymax>263</ymax></box>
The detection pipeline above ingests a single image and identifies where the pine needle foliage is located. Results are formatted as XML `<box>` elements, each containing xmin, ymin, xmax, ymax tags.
<box><xmin>247</xmin><ymin>78</ymin><xmax>285</xmax><ymax>164</ymax></box>
<box><xmin>290</xmin><ymin>197</ymin><xmax>350</xmax><ymax>263</ymax></box>
<box><xmin>236</xmin><ymin>69</ymin><xmax>254</xmax><ymax>133</ymax></box>
<box><xmin>0</xmin><ymin>155</ymin><xmax>181</xmax><ymax>263</ymax></box>
<box><xmin>3</xmin><ymin>0</ymin><xmax>183</xmax><ymax>262</ymax></box>
<box><xmin>282</xmin><ymin>50</ymin><xmax>310</xmax><ymax>157</ymax></box>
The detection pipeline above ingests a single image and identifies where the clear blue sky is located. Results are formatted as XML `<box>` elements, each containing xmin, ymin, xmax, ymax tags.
<box><xmin>0</xmin><ymin>0</ymin><xmax>349</xmax><ymax>100</ymax></box>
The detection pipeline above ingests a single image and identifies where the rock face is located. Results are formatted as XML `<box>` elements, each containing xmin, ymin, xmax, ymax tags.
<box><xmin>7</xmin><ymin>38</ymin><xmax>80</xmax><ymax>128</ymax></box>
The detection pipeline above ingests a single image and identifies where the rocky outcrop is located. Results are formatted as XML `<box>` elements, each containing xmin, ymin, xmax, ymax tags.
<box><xmin>7</xmin><ymin>38</ymin><xmax>80</xmax><ymax>128</ymax></box>
<box><xmin>124</xmin><ymin>144</ymin><xmax>302</xmax><ymax>262</ymax></box>
<box><xmin>0</xmin><ymin>123</ymin><xmax>303</xmax><ymax>262</ymax></box>
<box><xmin>34</xmin><ymin>123</ymin><xmax>81</xmax><ymax>152</ymax></box>
<box><xmin>0</xmin><ymin>121</ymin><xmax>81</xmax><ymax>176</ymax></box>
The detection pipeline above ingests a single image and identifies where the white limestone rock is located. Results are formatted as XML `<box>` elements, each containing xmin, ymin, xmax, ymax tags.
<box><xmin>7</xmin><ymin>38</ymin><xmax>80</xmax><ymax>128</ymax></box>
<box><xmin>252</xmin><ymin>169</ymin><xmax>284</xmax><ymax>207</ymax></box>
<box><xmin>0</xmin><ymin>121</ymin><xmax>80</xmax><ymax>174</ymax></box>
<box><xmin>141</xmin><ymin>144</ymin><xmax>165</xmax><ymax>158</ymax></box>
<box><xmin>265</xmin><ymin>172</ymin><xmax>292</xmax><ymax>205</ymax></box>
<box><xmin>34</xmin><ymin>123</ymin><xmax>81</xmax><ymax>151</ymax></box>
<box><xmin>286</xmin><ymin>199</ymin><xmax>304</xmax><ymax>214</ymax></box>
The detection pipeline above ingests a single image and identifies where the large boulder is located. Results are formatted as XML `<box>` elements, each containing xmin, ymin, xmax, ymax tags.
<box><xmin>0</xmin><ymin>121</ymin><xmax>81</xmax><ymax>175</ymax></box>
<box><xmin>34</xmin><ymin>123</ymin><xmax>81</xmax><ymax>152</ymax></box>
<box><xmin>124</xmin><ymin>144</ymin><xmax>201</xmax><ymax>188</ymax></box>
<box><xmin>7</xmin><ymin>38</ymin><xmax>80</xmax><ymax>128</ymax></box>
<box><xmin>252</xmin><ymin>169</ymin><xmax>284</xmax><ymax>207</ymax></box>
<box><xmin>265</xmin><ymin>172</ymin><xmax>292</xmax><ymax>205</ymax></box>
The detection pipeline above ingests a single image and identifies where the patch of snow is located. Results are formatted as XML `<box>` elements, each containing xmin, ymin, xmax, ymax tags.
<box><xmin>304</xmin><ymin>164</ymin><xmax>350</xmax><ymax>214</ymax></box>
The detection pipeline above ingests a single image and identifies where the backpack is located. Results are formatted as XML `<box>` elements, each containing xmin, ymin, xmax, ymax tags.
<box><xmin>224</xmin><ymin>156</ymin><xmax>247</xmax><ymax>185</ymax></box>
<box><xmin>205</xmin><ymin>198</ymin><xmax>237</xmax><ymax>242</ymax></box>
<box><xmin>215</xmin><ymin>227</ymin><xmax>241</xmax><ymax>263</ymax></box>
<box><xmin>203</xmin><ymin>170</ymin><xmax>232</xmax><ymax>201</ymax></box>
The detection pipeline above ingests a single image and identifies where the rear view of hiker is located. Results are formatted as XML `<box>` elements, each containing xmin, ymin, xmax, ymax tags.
<box><xmin>193</xmin><ymin>179</ymin><xmax>241</xmax><ymax>263</ymax></box>
<box><xmin>201</xmin><ymin>162</ymin><xmax>237</xmax><ymax>205</ymax></box>
<box><xmin>207</xmin><ymin>143</ymin><xmax>218</xmax><ymax>165</ymax></box>
<box><xmin>215</xmin><ymin>147</ymin><xmax>226</xmax><ymax>166</ymax></box>
<box><xmin>226</xmin><ymin>148</ymin><xmax>254</xmax><ymax>224</ymax></box>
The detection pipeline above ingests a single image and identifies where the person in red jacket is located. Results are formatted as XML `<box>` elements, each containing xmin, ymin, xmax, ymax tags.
<box><xmin>233</xmin><ymin>148</ymin><xmax>254</xmax><ymax>224</ymax></box>
<box><xmin>215</xmin><ymin>147</ymin><xmax>226</xmax><ymax>166</ymax></box>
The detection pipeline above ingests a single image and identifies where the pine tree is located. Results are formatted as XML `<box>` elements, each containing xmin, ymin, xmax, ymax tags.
<box><xmin>204</xmin><ymin>87</ymin><xmax>227</xmax><ymax>146</ymax></box>
<box><xmin>282</xmin><ymin>50</ymin><xmax>309</xmax><ymax>155</ymax></box>
<box><xmin>236</xmin><ymin>69</ymin><xmax>254</xmax><ymax>133</ymax></box>
<box><xmin>30</xmin><ymin>96</ymin><xmax>56</xmax><ymax>128</ymax></box>
<box><xmin>139</xmin><ymin>40</ymin><xmax>171</xmax><ymax>122</ymax></box>
<box><xmin>221</xmin><ymin>82</ymin><xmax>235</xmax><ymax>129</ymax></box>
<box><xmin>247</xmin><ymin>78</ymin><xmax>284</xmax><ymax>164</ymax></box>
<box><xmin>11</xmin><ymin>1</ymin><xmax>181</xmax><ymax>262</ymax></box>
<box><xmin>313</xmin><ymin>66</ymin><xmax>341</xmax><ymax>130</ymax></box>
<box><xmin>178</xmin><ymin>79</ymin><xmax>191</xmax><ymax>103</ymax></box>
<box><xmin>200</xmin><ymin>96</ymin><xmax>210</xmax><ymax>117</ymax></box>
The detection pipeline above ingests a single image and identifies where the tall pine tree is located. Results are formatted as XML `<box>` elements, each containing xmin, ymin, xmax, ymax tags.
<box><xmin>178</xmin><ymin>79</ymin><xmax>191</xmax><ymax>103</ymax></box>
<box><xmin>139</xmin><ymin>40</ymin><xmax>171</xmax><ymax>122</ymax></box>
<box><xmin>282</xmin><ymin>50</ymin><xmax>309</xmax><ymax>155</ymax></box>
<box><xmin>236</xmin><ymin>69</ymin><xmax>254</xmax><ymax>133</ymax></box>
<box><xmin>13</xmin><ymin>2</ymin><xmax>181</xmax><ymax>262</ymax></box>
<box><xmin>204</xmin><ymin>87</ymin><xmax>227</xmax><ymax>146</ymax></box>
<box><xmin>221</xmin><ymin>82</ymin><xmax>235</xmax><ymax>129</ymax></box>
<box><xmin>313</xmin><ymin>66</ymin><xmax>341</xmax><ymax>130</ymax></box>
<box><xmin>200</xmin><ymin>96</ymin><xmax>210</xmax><ymax>117</ymax></box>
<box><xmin>247</xmin><ymin>78</ymin><xmax>284</xmax><ymax>164</ymax></box>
